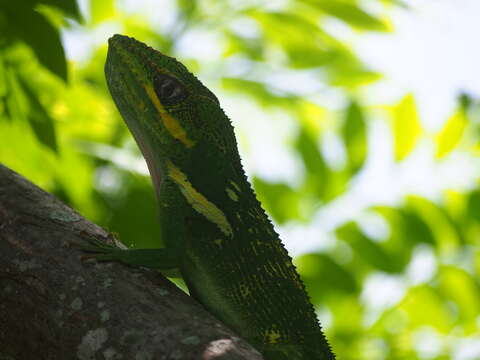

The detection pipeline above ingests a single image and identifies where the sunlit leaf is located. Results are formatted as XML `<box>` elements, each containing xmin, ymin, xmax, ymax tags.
<box><xmin>435</xmin><ymin>109</ymin><xmax>467</xmax><ymax>158</ymax></box>
<box><xmin>248</xmin><ymin>11</ymin><xmax>341</xmax><ymax>69</ymax></box>
<box><xmin>224</xmin><ymin>31</ymin><xmax>263</xmax><ymax>60</ymax></box>
<box><xmin>439</xmin><ymin>266</ymin><xmax>480</xmax><ymax>330</ymax></box>
<box><xmin>391</xmin><ymin>94</ymin><xmax>422</xmax><ymax>161</ymax></box>
<box><xmin>399</xmin><ymin>285</ymin><xmax>454</xmax><ymax>332</ymax></box>
<box><xmin>342</xmin><ymin>100</ymin><xmax>367</xmax><ymax>175</ymax></box>
<box><xmin>91</xmin><ymin>0</ymin><xmax>115</xmax><ymax>24</ymax></box>
<box><xmin>303</xmin><ymin>0</ymin><xmax>390</xmax><ymax>31</ymax></box>
<box><xmin>327</xmin><ymin>296</ymin><xmax>364</xmax><ymax>357</ymax></box>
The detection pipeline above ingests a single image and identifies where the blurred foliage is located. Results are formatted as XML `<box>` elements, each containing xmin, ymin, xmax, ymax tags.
<box><xmin>1</xmin><ymin>0</ymin><xmax>480</xmax><ymax>359</ymax></box>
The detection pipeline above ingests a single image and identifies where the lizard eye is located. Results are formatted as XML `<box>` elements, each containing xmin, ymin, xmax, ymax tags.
<box><xmin>153</xmin><ymin>74</ymin><xmax>188</xmax><ymax>105</ymax></box>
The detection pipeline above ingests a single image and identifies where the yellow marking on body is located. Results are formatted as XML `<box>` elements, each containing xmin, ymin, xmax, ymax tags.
<box><xmin>264</xmin><ymin>330</ymin><xmax>282</xmax><ymax>344</ymax></box>
<box><xmin>238</xmin><ymin>283</ymin><xmax>251</xmax><ymax>297</ymax></box>
<box><xmin>143</xmin><ymin>84</ymin><xmax>195</xmax><ymax>147</ymax></box>
<box><xmin>167</xmin><ymin>160</ymin><xmax>233</xmax><ymax>237</ymax></box>
<box><xmin>214</xmin><ymin>238</ymin><xmax>223</xmax><ymax>246</ymax></box>
<box><xmin>230</xmin><ymin>181</ymin><xmax>241</xmax><ymax>192</ymax></box>
<box><xmin>226</xmin><ymin>188</ymin><xmax>239</xmax><ymax>202</ymax></box>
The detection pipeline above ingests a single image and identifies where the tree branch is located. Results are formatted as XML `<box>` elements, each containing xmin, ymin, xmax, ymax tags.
<box><xmin>0</xmin><ymin>164</ymin><xmax>262</xmax><ymax>360</ymax></box>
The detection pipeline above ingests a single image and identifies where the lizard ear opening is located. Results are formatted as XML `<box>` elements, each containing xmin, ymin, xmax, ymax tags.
<box><xmin>153</xmin><ymin>74</ymin><xmax>189</xmax><ymax>106</ymax></box>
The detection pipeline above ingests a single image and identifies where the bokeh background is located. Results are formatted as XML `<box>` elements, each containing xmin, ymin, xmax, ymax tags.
<box><xmin>1</xmin><ymin>0</ymin><xmax>480</xmax><ymax>359</ymax></box>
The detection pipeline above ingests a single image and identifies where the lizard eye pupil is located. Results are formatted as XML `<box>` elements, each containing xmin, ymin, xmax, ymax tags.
<box><xmin>153</xmin><ymin>74</ymin><xmax>188</xmax><ymax>105</ymax></box>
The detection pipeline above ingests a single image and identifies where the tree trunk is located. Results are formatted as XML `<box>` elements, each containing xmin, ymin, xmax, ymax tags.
<box><xmin>0</xmin><ymin>164</ymin><xmax>262</xmax><ymax>360</ymax></box>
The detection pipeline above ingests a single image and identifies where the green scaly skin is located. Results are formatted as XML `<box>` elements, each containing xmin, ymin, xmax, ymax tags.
<box><xmin>90</xmin><ymin>34</ymin><xmax>335</xmax><ymax>360</ymax></box>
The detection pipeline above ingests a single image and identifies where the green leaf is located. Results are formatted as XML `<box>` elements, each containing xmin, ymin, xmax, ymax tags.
<box><xmin>222</xmin><ymin>77</ymin><xmax>298</xmax><ymax>108</ymax></box>
<box><xmin>336</xmin><ymin>221</ymin><xmax>404</xmax><ymax>273</ymax></box>
<box><xmin>399</xmin><ymin>285</ymin><xmax>454</xmax><ymax>332</ymax></box>
<box><xmin>4</xmin><ymin>67</ymin><xmax>28</xmax><ymax>122</ymax></box>
<box><xmin>458</xmin><ymin>92</ymin><xmax>472</xmax><ymax>110</ymax></box>
<box><xmin>295</xmin><ymin>128</ymin><xmax>328</xmax><ymax>180</ymax></box>
<box><xmin>304</xmin><ymin>0</ymin><xmax>389</xmax><ymax>32</ymax></box>
<box><xmin>104</xmin><ymin>173</ymin><xmax>163</xmax><ymax>248</ymax></box>
<box><xmin>17</xmin><ymin>76</ymin><xmax>58</xmax><ymax>152</ymax></box>
<box><xmin>296</xmin><ymin>253</ymin><xmax>358</xmax><ymax>302</ymax></box>
<box><xmin>1</xmin><ymin>3</ymin><xmax>68</xmax><ymax>81</ymax></box>
<box><xmin>294</xmin><ymin>128</ymin><xmax>330</xmax><ymax>200</ymax></box>
<box><xmin>91</xmin><ymin>0</ymin><xmax>115</xmax><ymax>24</ymax></box>
<box><xmin>467</xmin><ymin>189</ymin><xmax>480</xmax><ymax>223</ymax></box>
<box><xmin>406</xmin><ymin>196</ymin><xmax>461</xmax><ymax>254</ymax></box>
<box><xmin>252</xmin><ymin>177</ymin><xmax>301</xmax><ymax>224</ymax></box>
<box><xmin>224</xmin><ymin>31</ymin><xmax>263</xmax><ymax>60</ymax></box>
<box><xmin>391</xmin><ymin>94</ymin><xmax>422</xmax><ymax>161</ymax></box>
<box><xmin>439</xmin><ymin>266</ymin><xmax>480</xmax><ymax>328</ymax></box>
<box><xmin>435</xmin><ymin>109</ymin><xmax>467</xmax><ymax>158</ymax></box>
<box><xmin>36</xmin><ymin>0</ymin><xmax>82</xmax><ymax>21</ymax></box>
<box><xmin>0</xmin><ymin>56</ymin><xmax>6</xmax><ymax>98</ymax></box>
<box><xmin>374</xmin><ymin>206</ymin><xmax>435</xmax><ymax>247</ymax></box>
<box><xmin>248</xmin><ymin>11</ymin><xmax>339</xmax><ymax>69</ymax></box>
<box><xmin>341</xmin><ymin>100</ymin><xmax>367</xmax><ymax>175</ymax></box>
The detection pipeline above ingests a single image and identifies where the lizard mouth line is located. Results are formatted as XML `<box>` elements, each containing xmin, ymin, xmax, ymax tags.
<box><xmin>127</xmin><ymin>120</ymin><xmax>164</xmax><ymax>197</ymax></box>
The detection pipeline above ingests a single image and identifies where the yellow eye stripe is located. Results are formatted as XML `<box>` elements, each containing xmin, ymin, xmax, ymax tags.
<box><xmin>167</xmin><ymin>160</ymin><xmax>233</xmax><ymax>237</ymax></box>
<box><xmin>143</xmin><ymin>84</ymin><xmax>195</xmax><ymax>148</ymax></box>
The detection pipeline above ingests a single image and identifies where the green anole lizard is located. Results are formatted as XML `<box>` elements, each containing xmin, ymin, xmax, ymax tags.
<box><xmin>86</xmin><ymin>34</ymin><xmax>335</xmax><ymax>360</ymax></box>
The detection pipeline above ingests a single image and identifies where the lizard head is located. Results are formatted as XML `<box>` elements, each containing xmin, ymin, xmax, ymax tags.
<box><xmin>105</xmin><ymin>34</ymin><xmax>239</xmax><ymax>198</ymax></box>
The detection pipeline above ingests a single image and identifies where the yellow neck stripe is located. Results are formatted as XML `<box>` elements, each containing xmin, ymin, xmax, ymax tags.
<box><xmin>167</xmin><ymin>160</ymin><xmax>233</xmax><ymax>237</ymax></box>
<box><xmin>143</xmin><ymin>84</ymin><xmax>195</xmax><ymax>148</ymax></box>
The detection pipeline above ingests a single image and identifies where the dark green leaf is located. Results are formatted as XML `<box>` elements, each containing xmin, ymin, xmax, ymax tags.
<box><xmin>296</xmin><ymin>253</ymin><xmax>358</xmax><ymax>302</ymax></box>
<box><xmin>458</xmin><ymin>92</ymin><xmax>472</xmax><ymax>111</ymax></box>
<box><xmin>336</xmin><ymin>221</ymin><xmax>404</xmax><ymax>273</ymax></box>
<box><xmin>296</xmin><ymin>128</ymin><xmax>328</xmax><ymax>177</ymax></box>
<box><xmin>467</xmin><ymin>190</ymin><xmax>480</xmax><ymax>223</ymax></box>
<box><xmin>341</xmin><ymin>100</ymin><xmax>367</xmax><ymax>175</ymax></box>
<box><xmin>4</xmin><ymin>67</ymin><xmax>28</xmax><ymax>122</ymax></box>
<box><xmin>1</xmin><ymin>3</ymin><xmax>68</xmax><ymax>81</ymax></box>
<box><xmin>0</xmin><ymin>56</ymin><xmax>6</xmax><ymax>98</ymax></box>
<box><xmin>294</xmin><ymin>127</ymin><xmax>348</xmax><ymax>203</ymax></box>
<box><xmin>17</xmin><ymin>76</ymin><xmax>58</xmax><ymax>152</ymax></box>
<box><xmin>374</xmin><ymin>206</ymin><xmax>436</xmax><ymax>247</ymax></box>
<box><xmin>295</xmin><ymin>128</ymin><xmax>329</xmax><ymax>199</ymax></box>
<box><xmin>222</xmin><ymin>77</ymin><xmax>298</xmax><ymax>108</ymax></box>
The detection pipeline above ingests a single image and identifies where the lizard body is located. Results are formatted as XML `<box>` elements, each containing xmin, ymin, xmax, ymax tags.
<box><xmin>93</xmin><ymin>34</ymin><xmax>335</xmax><ymax>360</ymax></box>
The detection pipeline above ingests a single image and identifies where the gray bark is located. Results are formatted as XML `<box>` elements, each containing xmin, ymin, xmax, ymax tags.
<box><xmin>0</xmin><ymin>164</ymin><xmax>262</xmax><ymax>360</ymax></box>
